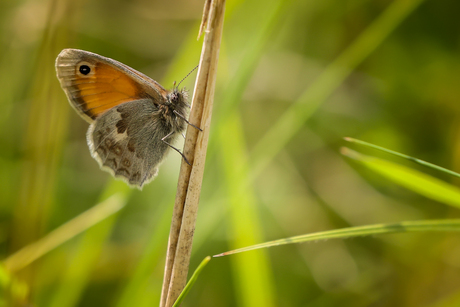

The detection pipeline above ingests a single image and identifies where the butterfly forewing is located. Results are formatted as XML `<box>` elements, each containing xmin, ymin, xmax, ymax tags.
<box><xmin>56</xmin><ymin>49</ymin><xmax>166</xmax><ymax>122</ymax></box>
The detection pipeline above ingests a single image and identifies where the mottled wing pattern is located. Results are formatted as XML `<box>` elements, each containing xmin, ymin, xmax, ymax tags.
<box><xmin>87</xmin><ymin>99</ymin><xmax>176</xmax><ymax>188</ymax></box>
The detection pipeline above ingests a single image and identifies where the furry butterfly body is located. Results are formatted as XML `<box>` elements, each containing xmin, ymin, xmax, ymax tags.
<box><xmin>56</xmin><ymin>49</ymin><xmax>189</xmax><ymax>188</ymax></box>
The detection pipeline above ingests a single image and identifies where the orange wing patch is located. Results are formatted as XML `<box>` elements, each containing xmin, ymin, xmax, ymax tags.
<box><xmin>70</xmin><ymin>63</ymin><xmax>144</xmax><ymax>120</ymax></box>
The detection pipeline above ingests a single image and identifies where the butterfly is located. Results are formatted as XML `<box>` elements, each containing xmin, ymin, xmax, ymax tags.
<box><xmin>55</xmin><ymin>49</ymin><xmax>195</xmax><ymax>189</ymax></box>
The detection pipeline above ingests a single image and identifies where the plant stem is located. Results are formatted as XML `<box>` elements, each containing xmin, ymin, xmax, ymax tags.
<box><xmin>160</xmin><ymin>1</ymin><xmax>225</xmax><ymax>306</ymax></box>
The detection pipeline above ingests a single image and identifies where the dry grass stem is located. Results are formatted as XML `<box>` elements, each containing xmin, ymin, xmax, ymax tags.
<box><xmin>160</xmin><ymin>0</ymin><xmax>226</xmax><ymax>306</ymax></box>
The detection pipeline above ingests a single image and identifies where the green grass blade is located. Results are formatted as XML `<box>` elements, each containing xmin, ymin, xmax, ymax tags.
<box><xmin>342</xmin><ymin>148</ymin><xmax>460</xmax><ymax>209</ymax></box>
<box><xmin>0</xmin><ymin>265</ymin><xmax>29</xmax><ymax>306</ymax></box>
<box><xmin>10</xmin><ymin>0</ymin><xmax>73</xmax><ymax>257</ymax></box>
<box><xmin>47</xmin><ymin>180</ymin><xmax>131</xmax><ymax>307</ymax></box>
<box><xmin>344</xmin><ymin>137</ymin><xmax>460</xmax><ymax>179</ymax></box>
<box><xmin>248</xmin><ymin>0</ymin><xmax>425</xmax><ymax>180</ymax></box>
<box><xmin>171</xmin><ymin>256</ymin><xmax>211</xmax><ymax>307</ymax></box>
<box><xmin>215</xmin><ymin>0</ymin><xmax>295</xmax><ymax>118</ymax></box>
<box><xmin>220</xmin><ymin>113</ymin><xmax>276</xmax><ymax>307</ymax></box>
<box><xmin>214</xmin><ymin>219</ymin><xmax>460</xmax><ymax>257</ymax></box>
<box><xmin>4</xmin><ymin>190</ymin><xmax>127</xmax><ymax>273</ymax></box>
<box><xmin>115</xmin><ymin>201</ymin><xmax>172</xmax><ymax>307</ymax></box>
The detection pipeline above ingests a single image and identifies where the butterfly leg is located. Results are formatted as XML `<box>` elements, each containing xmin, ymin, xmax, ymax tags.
<box><xmin>173</xmin><ymin>110</ymin><xmax>202</xmax><ymax>131</ymax></box>
<box><xmin>161</xmin><ymin>131</ymin><xmax>191</xmax><ymax>166</ymax></box>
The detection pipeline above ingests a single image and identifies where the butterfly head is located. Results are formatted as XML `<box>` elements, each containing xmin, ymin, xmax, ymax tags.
<box><xmin>161</xmin><ymin>87</ymin><xmax>188</xmax><ymax>132</ymax></box>
<box><xmin>166</xmin><ymin>87</ymin><xmax>188</xmax><ymax>110</ymax></box>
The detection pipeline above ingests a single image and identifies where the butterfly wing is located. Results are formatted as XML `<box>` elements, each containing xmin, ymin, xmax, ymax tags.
<box><xmin>87</xmin><ymin>99</ymin><xmax>174</xmax><ymax>188</ymax></box>
<box><xmin>55</xmin><ymin>48</ymin><xmax>168</xmax><ymax>123</ymax></box>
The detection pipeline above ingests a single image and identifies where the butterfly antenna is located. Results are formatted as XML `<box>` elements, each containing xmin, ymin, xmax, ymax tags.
<box><xmin>176</xmin><ymin>65</ymin><xmax>199</xmax><ymax>88</ymax></box>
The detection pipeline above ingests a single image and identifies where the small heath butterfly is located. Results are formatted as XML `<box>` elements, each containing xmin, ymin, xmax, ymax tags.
<box><xmin>56</xmin><ymin>49</ymin><xmax>193</xmax><ymax>188</ymax></box>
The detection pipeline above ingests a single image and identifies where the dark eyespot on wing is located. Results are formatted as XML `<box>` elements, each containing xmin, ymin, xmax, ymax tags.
<box><xmin>79</xmin><ymin>65</ymin><xmax>91</xmax><ymax>75</ymax></box>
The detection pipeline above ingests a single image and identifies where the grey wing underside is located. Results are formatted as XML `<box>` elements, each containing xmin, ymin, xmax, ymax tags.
<box><xmin>87</xmin><ymin>99</ymin><xmax>173</xmax><ymax>188</ymax></box>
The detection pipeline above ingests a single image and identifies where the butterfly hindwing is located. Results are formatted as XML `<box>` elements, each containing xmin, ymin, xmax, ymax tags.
<box><xmin>87</xmin><ymin>99</ymin><xmax>174</xmax><ymax>187</ymax></box>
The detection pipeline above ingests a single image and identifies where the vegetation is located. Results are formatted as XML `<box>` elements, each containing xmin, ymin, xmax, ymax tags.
<box><xmin>1</xmin><ymin>0</ymin><xmax>460</xmax><ymax>306</ymax></box>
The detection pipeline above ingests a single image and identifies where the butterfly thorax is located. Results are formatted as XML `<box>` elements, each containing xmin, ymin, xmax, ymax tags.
<box><xmin>157</xmin><ymin>88</ymin><xmax>188</xmax><ymax>132</ymax></box>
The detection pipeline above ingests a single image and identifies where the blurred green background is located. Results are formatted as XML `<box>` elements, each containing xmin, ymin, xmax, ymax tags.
<box><xmin>1</xmin><ymin>0</ymin><xmax>460</xmax><ymax>306</ymax></box>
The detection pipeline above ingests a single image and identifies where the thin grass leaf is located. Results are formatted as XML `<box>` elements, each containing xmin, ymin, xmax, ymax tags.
<box><xmin>220</xmin><ymin>113</ymin><xmax>276</xmax><ymax>307</ymax></box>
<box><xmin>213</xmin><ymin>0</ymin><xmax>295</xmax><ymax>119</ymax></box>
<box><xmin>47</xmin><ymin>180</ymin><xmax>130</xmax><ymax>307</ymax></box>
<box><xmin>4</xmin><ymin>190</ymin><xmax>127</xmax><ymax>273</ymax></box>
<box><xmin>214</xmin><ymin>219</ymin><xmax>460</xmax><ymax>257</ymax></box>
<box><xmin>171</xmin><ymin>256</ymin><xmax>211</xmax><ymax>307</ymax></box>
<box><xmin>344</xmin><ymin>137</ymin><xmax>460</xmax><ymax>179</ymax></box>
<box><xmin>342</xmin><ymin>148</ymin><xmax>460</xmax><ymax>209</ymax></box>
<box><xmin>0</xmin><ymin>265</ymin><xmax>29</xmax><ymax>306</ymax></box>
<box><xmin>248</xmin><ymin>0</ymin><xmax>425</xmax><ymax>182</ymax></box>
<box><xmin>115</xmin><ymin>202</ymin><xmax>172</xmax><ymax>307</ymax></box>
<box><xmin>10</xmin><ymin>0</ymin><xmax>73</xmax><ymax>261</ymax></box>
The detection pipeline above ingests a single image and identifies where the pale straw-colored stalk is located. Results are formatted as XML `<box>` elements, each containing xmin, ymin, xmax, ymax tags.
<box><xmin>160</xmin><ymin>0</ymin><xmax>225</xmax><ymax>306</ymax></box>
